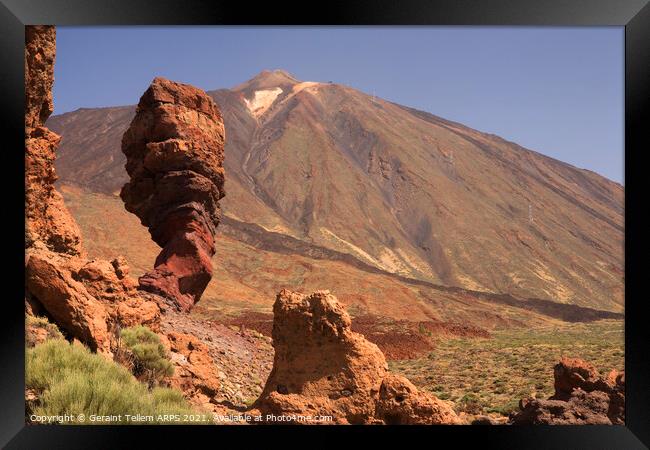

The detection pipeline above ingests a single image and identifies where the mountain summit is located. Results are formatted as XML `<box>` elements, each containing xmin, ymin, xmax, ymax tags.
<box><xmin>48</xmin><ymin>73</ymin><xmax>624</xmax><ymax>313</ymax></box>
<box><xmin>232</xmin><ymin>70</ymin><xmax>321</xmax><ymax>119</ymax></box>
<box><xmin>233</xmin><ymin>69</ymin><xmax>301</xmax><ymax>92</ymax></box>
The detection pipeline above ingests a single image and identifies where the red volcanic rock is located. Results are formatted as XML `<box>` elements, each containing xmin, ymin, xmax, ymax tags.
<box><xmin>512</xmin><ymin>389</ymin><xmax>613</xmax><ymax>425</ymax></box>
<box><xmin>552</xmin><ymin>356</ymin><xmax>605</xmax><ymax>400</ymax></box>
<box><xmin>376</xmin><ymin>373</ymin><xmax>461</xmax><ymax>425</ymax></box>
<box><xmin>120</xmin><ymin>77</ymin><xmax>225</xmax><ymax>311</ymax></box>
<box><xmin>25</xmin><ymin>26</ymin><xmax>83</xmax><ymax>256</ymax></box>
<box><xmin>25</xmin><ymin>244</ymin><xmax>162</xmax><ymax>355</ymax></box>
<box><xmin>255</xmin><ymin>289</ymin><xmax>387</xmax><ymax>424</ymax></box>
<box><xmin>24</xmin><ymin>29</ymin><xmax>222</xmax><ymax>410</ymax></box>
<box><xmin>25</xmin><ymin>246</ymin><xmax>112</xmax><ymax>354</ymax></box>
<box><xmin>25</xmin><ymin>26</ymin><xmax>55</xmax><ymax>131</ymax></box>
<box><xmin>254</xmin><ymin>290</ymin><xmax>460</xmax><ymax>425</ymax></box>
<box><xmin>24</xmin><ymin>26</ymin><xmax>162</xmax><ymax>355</ymax></box>
<box><xmin>511</xmin><ymin>357</ymin><xmax>625</xmax><ymax>425</ymax></box>
<box><xmin>163</xmin><ymin>332</ymin><xmax>221</xmax><ymax>408</ymax></box>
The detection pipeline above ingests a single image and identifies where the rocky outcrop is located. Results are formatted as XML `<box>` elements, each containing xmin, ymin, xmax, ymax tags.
<box><xmin>25</xmin><ymin>243</ymin><xmax>161</xmax><ymax>355</ymax></box>
<box><xmin>24</xmin><ymin>26</ymin><xmax>233</xmax><ymax>416</ymax></box>
<box><xmin>551</xmin><ymin>356</ymin><xmax>616</xmax><ymax>400</ymax></box>
<box><xmin>120</xmin><ymin>77</ymin><xmax>226</xmax><ymax>312</ymax></box>
<box><xmin>25</xmin><ymin>246</ymin><xmax>111</xmax><ymax>353</ymax></box>
<box><xmin>25</xmin><ymin>26</ymin><xmax>55</xmax><ymax>131</ymax></box>
<box><xmin>24</xmin><ymin>26</ymin><xmax>162</xmax><ymax>356</ymax></box>
<box><xmin>511</xmin><ymin>357</ymin><xmax>624</xmax><ymax>425</ymax></box>
<box><xmin>254</xmin><ymin>290</ymin><xmax>460</xmax><ymax>424</ymax></box>
<box><xmin>25</xmin><ymin>26</ymin><xmax>83</xmax><ymax>256</ymax></box>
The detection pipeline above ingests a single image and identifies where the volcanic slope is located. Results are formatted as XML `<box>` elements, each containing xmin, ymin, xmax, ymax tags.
<box><xmin>49</xmin><ymin>70</ymin><xmax>624</xmax><ymax>313</ymax></box>
<box><xmin>60</xmin><ymin>182</ymin><xmax>622</xmax><ymax>352</ymax></box>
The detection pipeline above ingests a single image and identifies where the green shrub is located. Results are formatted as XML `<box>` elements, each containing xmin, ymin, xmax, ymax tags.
<box><xmin>418</xmin><ymin>323</ymin><xmax>432</xmax><ymax>337</ymax></box>
<box><xmin>118</xmin><ymin>326</ymin><xmax>173</xmax><ymax>385</ymax></box>
<box><xmin>26</xmin><ymin>340</ymin><xmax>208</xmax><ymax>424</ymax></box>
<box><xmin>455</xmin><ymin>392</ymin><xmax>483</xmax><ymax>415</ymax></box>
<box><xmin>486</xmin><ymin>399</ymin><xmax>521</xmax><ymax>416</ymax></box>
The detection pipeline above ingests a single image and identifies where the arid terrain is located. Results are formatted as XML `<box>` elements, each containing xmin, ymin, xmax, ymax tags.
<box><xmin>26</xmin><ymin>26</ymin><xmax>624</xmax><ymax>425</ymax></box>
<box><xmin>58</xmin><ymin>183</ymin><xmax>622</xmax><ymax>345</ymax></box>
<box><xmin>49</xmin><ymin>70</ymin><xmax>624</xmax><ymax>314</ymax></box>
<box><xmin>390</xmin><ymin>320</ymin><xmax>624</xmax><ymax>417</ymax></box>
<box><xmin>43</xmin><ymin>180</ymin><xmax>632</xmax><ymax>416</ymax></box>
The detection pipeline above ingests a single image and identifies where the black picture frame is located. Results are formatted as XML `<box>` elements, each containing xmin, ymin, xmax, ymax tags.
<box><xmin>1</xmin><ymin>0</ymin><xmax>648</xmax><ymax>448</ymax></box>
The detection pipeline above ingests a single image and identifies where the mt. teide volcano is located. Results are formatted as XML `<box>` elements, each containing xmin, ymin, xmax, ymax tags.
<box><xmin>48</xmin><ymin>70</ymin><xmax>624</xmax><ymax>314</ymax></box>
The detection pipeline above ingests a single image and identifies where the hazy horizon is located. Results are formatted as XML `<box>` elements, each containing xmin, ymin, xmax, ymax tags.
<box><xmin>52</xmin><ymin>26</ymin><xmax>624</xmax><ymax>183</ymax></box>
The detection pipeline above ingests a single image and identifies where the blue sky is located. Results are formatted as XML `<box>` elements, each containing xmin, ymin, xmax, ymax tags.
<box><xmin>53</xmin><ymin>27</ymin><xmax>624</xmax><ymax>183</ymax></box>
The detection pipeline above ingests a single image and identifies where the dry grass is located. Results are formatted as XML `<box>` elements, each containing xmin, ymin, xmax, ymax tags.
<box><xmin>389</xmin><ymin>319</ymin><xmax>624</xmax><ymax>417</ymax></box>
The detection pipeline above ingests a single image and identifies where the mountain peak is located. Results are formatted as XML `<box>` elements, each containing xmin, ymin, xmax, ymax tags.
<box><xmin>233</xmin><ymin>69</ymin><xmax>300</xmax><ymax>93</ymax></box>
<box><xmin>264</xmin><ymin>69</ymin><xmax>299</xmax><ymax>82</ymax></box>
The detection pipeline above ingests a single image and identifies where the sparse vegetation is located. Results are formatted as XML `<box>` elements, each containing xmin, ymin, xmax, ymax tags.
<box><xmin>26</xmin><ymin>339</ymin><xmax>208</xmax><ymax>424</ymax></box>
<box><xmin>390</xmin><ymin>320</ymin><xmax>624</xmax><ymax>417</ymax></box>
<box><xmin>117</xmin><ymin>325</ymin><xmax>173</xmax><ymax>386</ymax></box>
<box><xmin>25</xmin><ymin>315</ymin><xmax>64</xmax><ymax>347</ymax></box>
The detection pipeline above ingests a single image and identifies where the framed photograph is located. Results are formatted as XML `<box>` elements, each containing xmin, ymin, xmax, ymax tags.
<box><xmin>2</xmin><ymin>0</ymin><xmax>648</xmax><ymax>447</ymax></box>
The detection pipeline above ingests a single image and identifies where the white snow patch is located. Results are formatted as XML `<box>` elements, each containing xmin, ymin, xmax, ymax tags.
<box><xmin>291</xmin><ymin>81</ymin><xmax>320</xmax><ymax>94</ymax></box>
<box><xmin>244</xmin><ymin>87</ymin><xmax>283</xmax><ymax>118</ymax></box>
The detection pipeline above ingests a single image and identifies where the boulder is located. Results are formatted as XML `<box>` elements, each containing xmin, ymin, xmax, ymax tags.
<box><xmin>512</xmin><ymin>390</ymin><xmax>612</xmax><ymax>425</ymax></box>
<box><xmin>165</xmin><ymin>332</ymin><xmax>221</xmax><ymax>408</ymax></box>
<box><xmin>375</xmin><ymin>373</ymin><xmax>461</xmax><ymax>425</ymax></box>
<box><xmin>26</xmin><ymin>244</ymin><xmax>162</xmax><ymax>355</ymax></box>
<box><xmin>511</xmin><ymin>357</ymin><xmax>625</xmax><ymax>425</ymax></box>
<box><xmin>552</xmin><ymin>356</ymin><xmax>604</xmax><ymax>400</ymax></box>
<box><xmin>25</xmin><ymin>246</ymin><xmax>111</xmax><ymax>354</ymax></box>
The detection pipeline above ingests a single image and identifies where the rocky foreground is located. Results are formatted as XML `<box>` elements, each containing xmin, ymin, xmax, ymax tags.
<box><xmin>24</xmin><ymin>25</ymin><xmax>623</xmax><ymax>426</ymax></box>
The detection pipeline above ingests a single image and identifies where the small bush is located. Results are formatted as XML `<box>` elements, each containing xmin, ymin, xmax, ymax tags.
<box><xmin>455</xmin><ymin>393</ymin><xmax>483</xmax><ymax>415</ymax></box>
<box><xmin>435</xmin><ymin>391</ymin><xmax>451</xmax><ymax>400</ymax></box>
<box><xmin>417</xmin><ymin>323</ymin><xmax>432</xmax><ymax>337</ymax></box>
<box><xmin>26</xmin><ymin>340</ymin><xmax>208</xmax><ymax>424</ymax></box>
<box><xmin>25</xmin><ymin>315</ymin><xmax>64</xmax><ymax>347</ymax></box>
<box><xmin>486</xmin><ymin>399</ymin><xmax>521</xmax><ymax>416</ymax></box>
<box><xmin>118</xmin><ymin>326</ymin><xmax>173</xmax><ymax>385</ymax></box>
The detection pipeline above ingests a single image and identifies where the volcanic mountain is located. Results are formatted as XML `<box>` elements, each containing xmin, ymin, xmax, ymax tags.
<box><xmin>48</xmin><ymin>69</ymin><xmax>624</xmax><ymax>318</ymax></box>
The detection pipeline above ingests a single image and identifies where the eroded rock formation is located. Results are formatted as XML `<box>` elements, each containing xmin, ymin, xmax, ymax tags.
<box><xmin>120</xmin><ymin>77</ymin><xmax>226</xmax><ymax>311</ymax></box>
<box><xmin>254</xmin><ymin>290</ymin><xmax>460</xmax><ymax>424</ymax></box>
<box><xmin>24</xmin><ymin>27</ymin><xmax>229</xmax><ymax>412</ymax></box>
<box><xmin>24</xmin><ymin>26</ymin><xmax>161</xmax><ymax>356</ymax></box>
<box><xmin>511</xmin><ymin>357</ymin><xmax>625</xmax><ymax>425</ymax></box>
<box><xmin>25</xmin><ymin>26</ymin><xmax>83</xmax><ymax>256</ymax></box>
